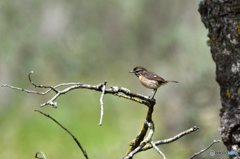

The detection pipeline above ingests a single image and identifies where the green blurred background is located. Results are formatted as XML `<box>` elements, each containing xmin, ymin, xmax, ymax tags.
<box><xmin>0</xmin><ymin>0</ymin><xmax>226</xmax><ymax>158</ymax></box>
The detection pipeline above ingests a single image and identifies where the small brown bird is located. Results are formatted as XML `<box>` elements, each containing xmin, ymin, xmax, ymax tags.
<box><xmin>129</xmin><ymin>66</ymin><xmax>178</xmax><ymax>99</ymax></box>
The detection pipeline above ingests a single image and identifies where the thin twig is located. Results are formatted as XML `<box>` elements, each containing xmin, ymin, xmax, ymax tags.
<box><xmin>1</xmin><ymin>82</ymin><xmax>81</xmax><ymax>95</ymax></box>
<box><xmin>99</xmin><ymin>81</ymin><xmax>107</xmax><ymax>126</ymax></box>
<box><xmin>34</xmin><ymin>110</ymin><xmax>89</xmax><ymax>159</ymax></box>
<box><xmin>189</xmin><ymin>140</ymin><xmax>221</xmax><ymax>159</ymax></box>
<box><xmin>28</xmin><ymin>71</ymin><xmax>58</xmax><ymax>93</ymax></box>
<box><xmin>141</xmin><ymin>126</ymin><xmax>199</xmax><ymax>151</ymax></box>
<box><xmin>1</xmin><ymin>84</ymin><xmax>52</xmax><ymax>95</ymax></box>
<box><xmin>35</xmin><ymin>152</ymin><xmax>46</xmax><ymax>159</ymax></box>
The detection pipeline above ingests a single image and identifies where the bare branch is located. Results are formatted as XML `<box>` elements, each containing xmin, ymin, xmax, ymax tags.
<box><xmin>189</xmin><ymin>140</ymin><xmax>221</xmax><ymax>159</ymax></box>
<box><xmin>34</xmin><ymin>110</ymin><xmax>89</xmax><ymax>159</ymax></box>
<box><xmin>35</xmin><ymin>152</ymin><xmax>46</xmax><ymax>159</ymax></box>
<box><xmin>1</xmin><ymin>71</ymin><xmax>155</xmax><ymax>109</ymax></box>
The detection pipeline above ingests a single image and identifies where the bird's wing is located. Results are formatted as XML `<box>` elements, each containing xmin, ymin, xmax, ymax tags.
<box><xmin>143</xmin><ymin>71</ymin><xmax>167</xmax><ymax>83</ymax></box>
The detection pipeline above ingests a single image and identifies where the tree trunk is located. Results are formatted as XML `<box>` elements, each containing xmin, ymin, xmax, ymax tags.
<box><xmin>199</xmin><ymin>0</ymin><xmax>240</xmax><ymax>157</ymax></box>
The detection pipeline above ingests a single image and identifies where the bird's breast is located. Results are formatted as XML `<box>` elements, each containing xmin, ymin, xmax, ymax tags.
<box><xmin>139</xmin><ymin>75</ymin><xmax>160</xmax><ymax>89</ymax></box>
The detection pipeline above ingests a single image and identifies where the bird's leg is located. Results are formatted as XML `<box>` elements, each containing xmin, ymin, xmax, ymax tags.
<box><xmin>148</xmin><ymin>89</ymin><xmax>157</xmax><ymax>99</ymax></box>
<box><xmin>152</xmin><ymin>89</ymin><xmax>157</xmax><ymax>99</ymax></box>
<box><xmin>148</xmin><ymin>90</ymin><xmax>154</xmax><ymax>98</ymax></box>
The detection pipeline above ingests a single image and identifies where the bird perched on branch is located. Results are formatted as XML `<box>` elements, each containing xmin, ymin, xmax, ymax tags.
<box><xmin>129</xmin><ymin>66</ymin><xmax>178</xmax><ymax>99</ymax></box>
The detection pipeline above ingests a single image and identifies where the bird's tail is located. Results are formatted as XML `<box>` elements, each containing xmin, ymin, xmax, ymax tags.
<box><xmin>166</xmin><ymin>80</ymin><xmax>178</xmax><ymax>83</ymax></box>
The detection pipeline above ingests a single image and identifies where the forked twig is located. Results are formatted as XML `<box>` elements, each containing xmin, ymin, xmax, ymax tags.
<box><xmin>126</xmin><ymin>126</ymin><xmax>200</xmax><ymax>159</ymax></box>
<box><xmin>150</xmin><ymin>141</ymin><xmax>166</xmax><ymax>159</ymax></box>
<box><xmin>28</xmin><ymin>71</ymin><xmax>58</xmax><ymax>93</ymax></box>
<box><xmin>125</xmin><ymin>120</ymin><xmax>158</xmax><ymax>159</ymax></box>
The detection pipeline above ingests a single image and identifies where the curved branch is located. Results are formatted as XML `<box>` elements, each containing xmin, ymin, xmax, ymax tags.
<box><xmin>35</xmin><ymin>110</ymin><xmax>89</xmax><ymax>159</ymax></box>
<box><xmin>189</xmin><ymin>140</ymin><xmax>221</xmax><ymax>159</ymax></box>
<box><xmin>35</xmin><ymin>152</ymin><xmax>46</xmax><ymax>159</ymax></box>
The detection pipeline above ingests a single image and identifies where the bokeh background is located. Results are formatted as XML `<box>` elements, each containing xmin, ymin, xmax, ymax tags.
<box><xmin>0</xmin><ymin>0</ymin><xmax>226</xmax><ymax>158</ymax></box>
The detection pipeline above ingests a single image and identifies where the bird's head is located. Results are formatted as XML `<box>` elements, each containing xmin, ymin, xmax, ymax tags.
<box><xmin>129</xmin><ymin>66</ymin><xmax>147</xmax><ymax>77</ymax></box>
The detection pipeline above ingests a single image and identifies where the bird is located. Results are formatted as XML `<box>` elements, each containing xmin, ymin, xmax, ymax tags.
<box><xmin>129</xmin><ymin>66</ymin><xmax>178</xmax><ymax>99</ymax></box>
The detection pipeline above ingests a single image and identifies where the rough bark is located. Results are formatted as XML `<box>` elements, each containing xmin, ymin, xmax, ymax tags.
<box><xmin>199</xmin><ymin>0</ymin><xmax>240</xmax><ymax>157</ymax></box>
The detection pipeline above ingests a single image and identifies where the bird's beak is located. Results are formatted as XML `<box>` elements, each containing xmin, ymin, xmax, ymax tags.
<box><xmin>129</xmin><ymin>70</ymin><xmax>134</xmax><ymax>73</ymax></box>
